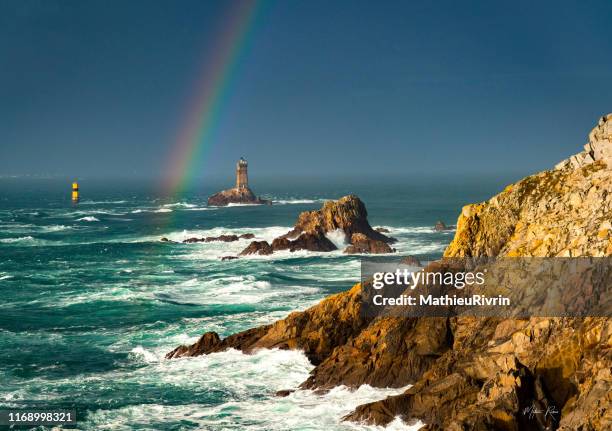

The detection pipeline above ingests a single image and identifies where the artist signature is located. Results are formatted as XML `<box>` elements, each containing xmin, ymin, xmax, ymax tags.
<box><xmin>521</xmin><ymin>404</ymin><xmax>559</xmax><ymax>420</ymax></box>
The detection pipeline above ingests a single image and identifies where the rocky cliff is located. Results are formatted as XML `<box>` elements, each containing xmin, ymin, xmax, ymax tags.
<box><xmin>169</xmin><ymin>115</ymin><xmax>612</xmax><ymax>430</ymax></box>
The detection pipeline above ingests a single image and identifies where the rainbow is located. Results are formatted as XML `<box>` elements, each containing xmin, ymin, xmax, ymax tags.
<box><xmin>163</xmin><ymin>0</ymin><xmax>262</xmax><ymax>196</ymax></box>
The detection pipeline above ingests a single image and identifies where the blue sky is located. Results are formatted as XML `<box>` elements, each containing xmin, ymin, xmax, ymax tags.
<box><xmin>1</xmin><ymin>0</ymin><xmax>611</xmax><ymax>179</ymax></box>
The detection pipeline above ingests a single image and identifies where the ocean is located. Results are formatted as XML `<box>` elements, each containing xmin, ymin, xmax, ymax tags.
<box><xmin>0</xmin><ymin>176</ymin><xmax>514</xmax><ymax>430</ymax></box>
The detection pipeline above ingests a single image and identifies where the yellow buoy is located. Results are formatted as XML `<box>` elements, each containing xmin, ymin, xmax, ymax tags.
<box><xmin>72</xmin><ymin>181</ymin><xmax>79</xmax><ymax>202</ymax></box>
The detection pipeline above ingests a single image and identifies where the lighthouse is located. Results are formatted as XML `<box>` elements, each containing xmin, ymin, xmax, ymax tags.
<box><xmin>236</xmin><ymin>157</ymin><xmax>248</xmax><ymax>189</ymax></box>
<box><xmin>207</xmin><ymin>158</ymin><xmax>271</xmax><ymax>206</ymax></box>
<box><xmin>72</xmin><ymin>181</ymin><xmax>79</xmax><ymax>202</ymax></box>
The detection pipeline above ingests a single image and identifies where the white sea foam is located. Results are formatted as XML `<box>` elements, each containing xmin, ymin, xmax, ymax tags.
<box><xmin>273</xmin><ymin>199</ymin><xmax>317</xmax><ymax>204</ymax></box>
<box><xmin>0</xmin><ymin>222</ymin><xmax>35</xmax><ymax>231</ymax></box>
<box><xmin>77</xmin><ymin>216</ymin><xmax>100</xmax><ymax>222</ymax></box>
<box><xmin>50</xmin><ymin>270</ymin><xmax>319</xmax><ymax>308</ymax></box>
<box><xmin>0</xmin><ymin>223</ymin><xmax>71</xmax><ymax>233</ymax></box>
<box><xmin>0</xmin><ymin>236</ymin><xmax>35</xmax><ymax>243</ymax></box>
<box><xmin>392</xmin><ymin>238</ymin><xmax>448</xmax><ymax>255</ymax></box>
<box><xmin>131</xmin><ymin>208</ymin><xmax>173</xmax><ymax>214</ymax></box>
<box><xmin>129</xmin><ymin>346</ymin><xmax>158</xmax><ymax>363</ymax></box>
<box><xmin>40</xmin><ymin>224</ymin><xmax>73</xmax><ymax>232</ymax></box>
<box><xmin>155</xmin><ymin>274</ymin><xmax>317</xmax><ymax>306</ymax></box>
<box><xmin>226</xmin><ymin>202</ymin><xmax>264</xmax><ymax>207</ymax></box>
<box><xmin>82</xmin><ymin>348</ymin><xmax>422</xmax><ymax>430</ymax></box>
<box><xmin>162</xmin><ymin>202</ymin><xmax>197</xmax><ymax>208</ymax></box>
<box><xmin>146</xmin><ymin>226</ymin><xmax>291</xmax><ymax>258</ymax></box>
<box><xmin>0</xmin><ymin>223</ymin><xmax>72</xmax><ymax>233</ymax></box>
<box><xmin>326</xmin><ymin>229</ymin><xmax>349</xmax><ymax>248</ymax></box>
<box><xmin>160</xmin><ymin>224</ymin><xmax>360</xmax><ymax>262</ymax></box>
<box><xmin>184</xmin><ymin>207</ymin><xmax>217</xmax><ymax>211</ymax></box>
<box><xmin>0</xmin><ymin>275</ymin><xmax>12</xmax><ymax>280</ymax></box>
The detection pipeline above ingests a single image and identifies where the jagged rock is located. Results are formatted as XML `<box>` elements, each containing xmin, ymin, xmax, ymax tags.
<box><xmin>220</xmin><ymin>256</ymin><xmax>238</xmax><ymax>261</ymax></box>
<box><xmin>275</xmin><ymin>389</ymin><xmax>294</xmax><ymax>397</ymax></box>
<box><xmin>238</xmin><ymin>195</ymin><xmax>396</xmax><ymax>256</ymax></box>
<box><xmin>181</xmin><ymin>233</ymin><xmax>254</xmax><ymax>244</ymax></box>
<box><xmin>375</xmin><ymin>227</ymin><xmax>391</xmax><ymax>233</ymax></box>
<box><xmin>346</xmin><ymin>317</ymin><xmax>611</xmax><ymax>430</ymax></box>
<box><xmin>166</xmin><ymin>284</ymin><xmax>370</xmax><ymax>364</ymax></box>
<box><xmin>288</xmin><ymin>232</ymin><xmax>337</xmax><ymax>252</ymax></box>
<box><xmin>165</xmin><ymin>332</ymin><xmax>222</xmax><ymax>359</ymax></box>
<box><xmin>183</xmin><ymin>234</ymin><xmax>239</xmax><ymax>243</ymax></box>
<box><xmin>283</xmin><ymin>195</ymin><xmax>396</xmax><ymax>244</ymax></box>
<box><xmin>239</xmin><ymin>240</ymin><xmax>273</xmax><ymax>256</ymax></box>
<box><xmin>555</xmin><ymin>113</ymin><xmax>612</xmax><ymax>170</ymax></box>
<box><xmin>343</xmin><ymin>233</ymin><xmax>393</xmax><ymax>254</ymax></box>
<box><xmin>182</xmin><ymin>237</ymin><xmax>203</xmax><ymax>243</ymax></box>
<box><xmin>271</xmin><ymin>232</ymin><xmax>337</xmax><ymax>253</ymax></box>
<box><xmin>207</xmin><ymin>187</ymin><xmax>271</xmax><ymax>206</ymax></box>
<box><xmin>270</xmin><ymin>237</ymin><xmax>291</xmax><ymax>250</ymax></box>
<box><xmin>434</xmin><ymin>220</ymin><xmax>448</xmax><ymax>231</ymax></box>
<box><xmin>300</xmin><ymin>317</ymin><xmax>451</xmax><ymax>390</ymax></box>
<box><xmin>345</xmin><ymin>115</ymin><xmax>612</xmax><ymax>429</ymax></box>
<box><xmin>444</xmin><ymin>161</ymin><xmax>612</xmax><ymax>258</ymax></box>
<box><xmin>160</xmin><ymin>237</ymin><xmax>175</xmax><ymax>243</ymax></box>
<box><xmin>209</xmin><ymin>234</ymin><xmax>239</xmax><ymax>242</ymax></box>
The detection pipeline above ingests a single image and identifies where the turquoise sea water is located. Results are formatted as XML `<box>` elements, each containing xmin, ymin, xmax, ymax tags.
<box><xmin>0</xmin><ymin>177</ymin><xmax>512</xmax><ymax>430</ymax></box>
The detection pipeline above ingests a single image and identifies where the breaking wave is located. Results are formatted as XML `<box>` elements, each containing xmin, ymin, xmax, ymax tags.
<box><xmin>226</xmin><ymin>202</ymin><xmax>264</xmax><ymax>207</ymax></box>
<box><xmin>77</xmin><ymin>216</ymin><xmax>100</xmax><ymax>222</ymax></box>
<box><xmin>162</xmin><ymin>202</ymin><xmax>197</xmax><ymax>208</ymax></box>
<box><xmin>83</xmin><ymin>347</ymin><xmax>422</xmax><ymax>430</ymax></box>
<box><xmin>0</xmin><ymin>236</ymin><xmax>35</xmax><ymax>243</ymax></box>
<box><xmin>326</xmin><ymin>229</ymin><xmax>348</xmax><ymax>248</ymax></box>
<box><xmin>273</xmin><ymin>199</ymin><xmax>317</xmax><ymax>204</ymax></box>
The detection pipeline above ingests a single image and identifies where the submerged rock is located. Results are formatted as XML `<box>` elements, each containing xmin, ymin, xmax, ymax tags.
<box><xmin>220</xmin><ymin>256</ymin><xmax>238</xmax><ymax>261</ymax></box>
<box><xmin>182</xmin><ymin>233</ymin><xmax>255</xmax><ymax>244</ymax></box>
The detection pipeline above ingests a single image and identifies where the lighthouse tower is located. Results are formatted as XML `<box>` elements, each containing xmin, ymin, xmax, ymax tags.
<box><xmin>236</xmin><ymin>157</ymin><xmax>248</xmax><ymax>189</ymax></box>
